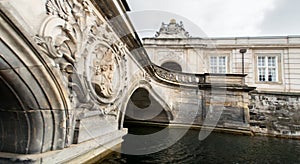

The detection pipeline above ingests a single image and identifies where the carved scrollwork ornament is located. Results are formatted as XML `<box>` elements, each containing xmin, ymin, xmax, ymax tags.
<box><xmin>36</xmin><ymin>0</ymin><xmax>128</xmax><ymax>112</ymax></box>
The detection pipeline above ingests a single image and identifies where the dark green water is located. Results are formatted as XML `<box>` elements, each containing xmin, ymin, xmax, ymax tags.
<box><xmin>102</xmin><ymin>125</ymin><xmax>300</xmax><ymax>163</ymax></box>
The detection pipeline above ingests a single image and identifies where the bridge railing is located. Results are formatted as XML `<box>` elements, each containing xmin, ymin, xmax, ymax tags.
<box><xmin>151</xmin><ymin>64</ymin><xmax>248</xmax><ymax>89</ymax></box>
<box><xmin>152</xmin><ymin>65</ymin><xmax>203</xmax><ymax>86</ymax></box>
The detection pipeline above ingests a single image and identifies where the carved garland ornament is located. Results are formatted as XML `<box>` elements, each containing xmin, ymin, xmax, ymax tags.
<box><xmin>35</xmin><ymin>0</ymin><xmax>128</xmax><ymax>115</ymax></box>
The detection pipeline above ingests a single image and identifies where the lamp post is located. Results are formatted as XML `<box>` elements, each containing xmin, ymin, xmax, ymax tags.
<box><xmin>239</xmin><ymin>49</ymin><xmax>247</xmax><ymax>75</ymax></box>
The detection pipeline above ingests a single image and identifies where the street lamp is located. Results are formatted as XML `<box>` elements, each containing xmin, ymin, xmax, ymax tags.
<box><xmin>239</xmin><ymin>49</ymin><xmax>247</xmax><ymax>75</ymax></box>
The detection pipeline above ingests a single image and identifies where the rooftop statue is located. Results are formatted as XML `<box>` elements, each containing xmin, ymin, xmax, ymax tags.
<box><xmin>155</xmin><ymin>19</ymin><xmax>191</xmax><ymax>38</ymax></box>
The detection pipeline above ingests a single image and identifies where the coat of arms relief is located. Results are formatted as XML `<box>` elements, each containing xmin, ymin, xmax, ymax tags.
<box><xmin>35</xmin><ymin>0</ymin><xmax>128</xmax><ymax>116</ymax></box>
<box><xmin>93</xmin><ymin>48</ymin><xmax>115</xmax><ymax>98</ymax></box>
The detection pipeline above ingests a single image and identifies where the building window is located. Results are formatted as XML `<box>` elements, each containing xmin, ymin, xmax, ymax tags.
<box><xmin>210</xmin><ymin>56</ymin><xmax>227</xmax><ymax>73</ymax></box>
<box><xmin>257</xmin><ymin>56</ymin><xmax>277</xmax><ymax>82</ymax></box>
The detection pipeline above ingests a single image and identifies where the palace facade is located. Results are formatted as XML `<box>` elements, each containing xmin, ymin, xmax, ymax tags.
<box><xmin>143</xmin><ymin>19</ymin><xmax>300</xmax><ymax>94</ymax></box>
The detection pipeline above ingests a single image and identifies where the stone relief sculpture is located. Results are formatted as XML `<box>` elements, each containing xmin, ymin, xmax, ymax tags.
<box><xmin>155</xmin><ymin>19</ymin><xmax>190</xmax><ymax>38</ymax></box>
<box><xmin>35</xmin><ymin>0</ymin><xmax>128</xmax><ymax>117</ymax></box>
<box><xmin>93</xmin><ymin>48</ymin><xmax>115</xmax><ymax>98</ymax></box>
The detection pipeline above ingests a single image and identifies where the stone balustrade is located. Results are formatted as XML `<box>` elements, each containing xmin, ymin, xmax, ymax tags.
<box><xmin>152</xmin><ymin>65</ymin><xmax>247</xmax><ymax>88</ymax></box>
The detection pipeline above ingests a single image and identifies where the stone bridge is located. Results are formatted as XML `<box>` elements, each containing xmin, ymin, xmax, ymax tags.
<box><xmin>0</xmin><ymin>0</ymin><xmax>254</xmax><ymax>163</ymax></box>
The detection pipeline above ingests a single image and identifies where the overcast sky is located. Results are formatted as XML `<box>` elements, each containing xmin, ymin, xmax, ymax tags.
<box><xmin>126</xmin><ymin>0</ymin><xmax>300</xmax><ymax>38</ymax></box>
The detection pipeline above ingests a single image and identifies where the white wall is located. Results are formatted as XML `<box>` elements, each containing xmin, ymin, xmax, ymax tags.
<box><xmin>143</xmin><ymin>36</ymin><xmax>300</xmax><ymax>93</ymax></box>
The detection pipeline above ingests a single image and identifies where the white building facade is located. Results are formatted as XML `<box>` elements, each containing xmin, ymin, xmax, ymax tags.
<box><xmin>143</xmin><ymin>19</ymin><xmax>300</xmax><ymax>94</ymax></box>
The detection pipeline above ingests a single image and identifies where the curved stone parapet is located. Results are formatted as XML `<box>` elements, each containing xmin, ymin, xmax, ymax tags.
<box><xmin>152</xmin><ymin>65</ymin><xmax>203</xmax><ymax>86</ymax></box>
<box><xmin>151</xmin><ymin>64</ymin><xmax>254</xmax><ymax>91</ymax></box>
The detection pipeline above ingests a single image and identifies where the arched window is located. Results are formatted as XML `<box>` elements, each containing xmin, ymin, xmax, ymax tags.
<box><xmin>161</xmin><ymin>62</ymin><xmax>182</xmax><ymax>72</ymax></box>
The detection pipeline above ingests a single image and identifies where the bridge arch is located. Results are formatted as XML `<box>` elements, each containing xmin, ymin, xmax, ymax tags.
<box><xmin>119</xmin><ymin>80</ymin><xmax>173</xmax><ymax>129</ymax></box>
<box><xmin>0</xmin><ymin>23</ymin><xmax>71</xmax><ymax>154</ymax></box>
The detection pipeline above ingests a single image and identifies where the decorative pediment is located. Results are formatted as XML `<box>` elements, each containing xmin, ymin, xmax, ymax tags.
<box><xmin>155</xmin><ymin>19</ymin><xmax>190</xmax><ymax>38</ymax></box>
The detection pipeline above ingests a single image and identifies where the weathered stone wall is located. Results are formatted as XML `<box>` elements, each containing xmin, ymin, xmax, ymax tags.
<box><xmin>249</xmin><ymin>92</ymin><xmax>300</xmax><ymax>137</ymax></box>
<box><xmin>202</xmin><ymin>89</ymin><xmax>250</xmax><ymax>131</ymax></box>
<box><xmin>124</xmin><ymin>83</ymin><xmax>252</xmax><ymax>134</ymax></box>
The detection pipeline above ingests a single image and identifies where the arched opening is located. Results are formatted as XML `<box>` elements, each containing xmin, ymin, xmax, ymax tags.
<box><xmin>124</xmin><ymin>88</ymin><xmax>170</xmax><ymax>135</ymax></box>
<box><xmin>0</xmin><ymin>41</ymin><xmax>68</xmax><ymax>155</ymax></box>
<box><xmin>0</xmin><ymin>65</ymin><xmax>67</xmax><ymax>154</ymax></box>
<box><xmin>161</xmin><ymin>61</ymin><xmax>182</xmax><ymax>72</ymax></box>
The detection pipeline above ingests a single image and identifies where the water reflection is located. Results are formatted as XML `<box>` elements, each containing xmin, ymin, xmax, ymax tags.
<box><xmin>102</xmin><ymin>126</ymin><xmax>300</xmax><ymax>163</ymax></box>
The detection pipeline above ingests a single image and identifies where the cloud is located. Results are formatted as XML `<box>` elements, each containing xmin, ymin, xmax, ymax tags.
<box><xmin>260</xmin><ymin>0</ymin><xmax>300</xmax><ymax>36</ymax></box>
<box><xmin>197</xmin><ymin>0</ymin><xmax>276</xmax><ymax>36</ymax></box>
<box><xmin>127</xmin><ymin>0</ymin><xmax>279</xmax><ymax>37</ymax></box>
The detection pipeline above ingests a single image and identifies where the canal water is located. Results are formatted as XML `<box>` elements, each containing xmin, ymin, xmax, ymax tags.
<box><xmin>101</xmin><ymin>125</ymin><xmax>300</xmax><ymax>163</ymax></box>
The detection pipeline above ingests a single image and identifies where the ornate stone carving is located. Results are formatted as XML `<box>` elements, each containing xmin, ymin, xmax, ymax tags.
<box><xmin>155</xmin><ymin>19</ymin><xmax>190</xmax><ymax>38</ymax></box>
<box><xmin>35</xmin><ymin>0</ymin><xmax>128</xmax><ymax>116</ymax></box>
<box><xmin>93</xmin><ymin>48</ymin><xmax>115</xmax><ymax>98</ymax></box>
<box><xmin>153</xmin><ymin>65</ymin><xmax>203</xmax><ymax>85</ymax></box>
<box><xmin>85</xmin><ymin>42</ymin><xmax>127</xmax><ymax>105</ymax></box>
